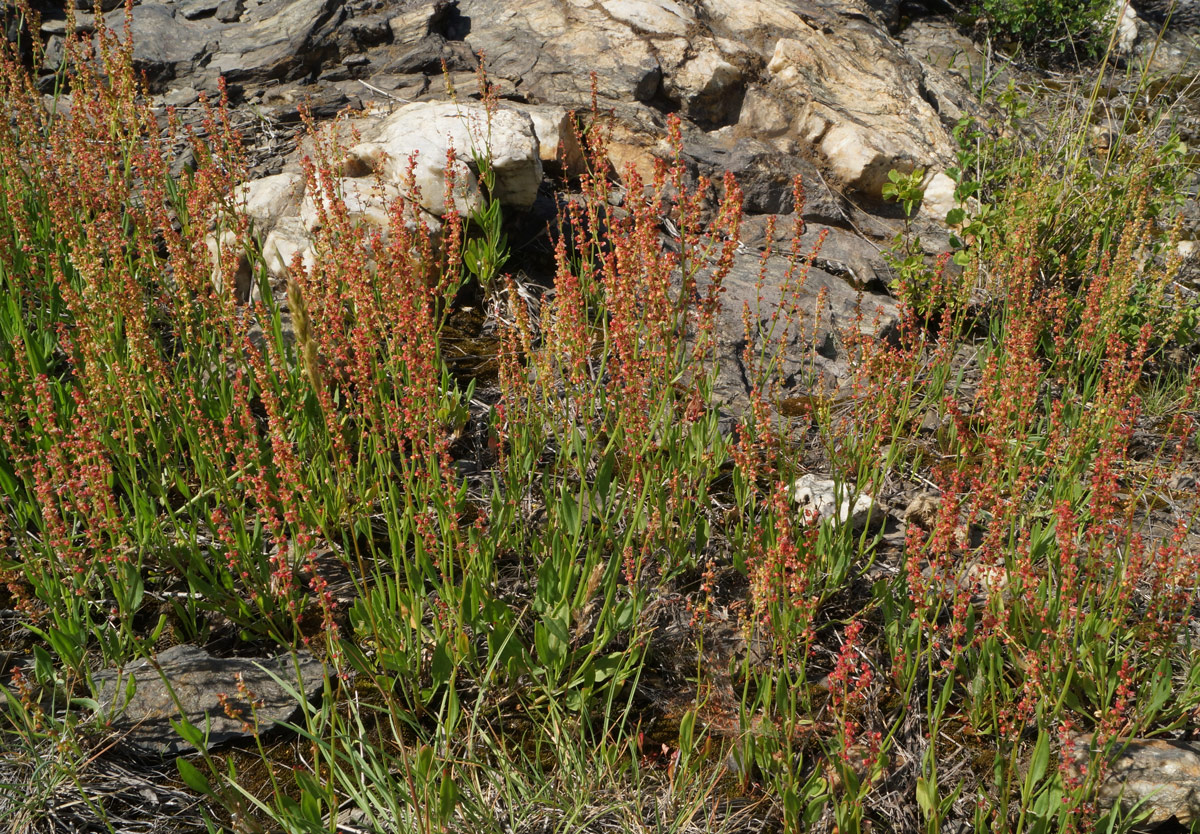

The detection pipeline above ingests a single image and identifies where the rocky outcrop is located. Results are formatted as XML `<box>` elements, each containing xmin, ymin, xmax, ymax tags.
<box><xmin>762</xmin><ymin>17</ymin><xmax>952</xmax><ymax>196</ymax></box>
<box><xmin>93</xmin><ymin>645</ymin><xmax>325</xmax><ymax>758</ymax></box>
<box><xmin>221</xmin><ymin>99</ymin><xmax>543</xmax><ymax>285</ymax></box>
<box><xmin>25</xmin><ymin>0</ymin><xmax>967</xmax><ymax>207</ymax></box>
<box><xmin>12</xmin><ymin>0</ymin><xmax>991</xmax><ymax>408</ymax></box>
<box><xmin>703</xmin><ymin>239</ymin><xmax>901</xmax><ymax>405</ymax></box>
<box><xmin>90</xmin><ymin>0</ymin><xmax>348</xmax><ymax>91</ymax></box>
<box><xmin>458</xmin><ymin>0</ymin><xmax>956</xmax><ymax>196</ymax></box>
<box><xmin>350</xmin><ymin>101</ymin><xmax>542</xmax><ymax>213</ymax></box>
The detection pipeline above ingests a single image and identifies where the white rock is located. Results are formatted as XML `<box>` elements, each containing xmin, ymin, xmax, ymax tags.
<box><xmin>700</xmin><ymin>0</ymin><xmax>808</xmax><ymax>33</ymax></box>
<box><xmin>358</xmin><ymin>101</ymin><xmax>543</xmax><ymax>215</ymax></box>
<box><xmin>262</xmin><ymin>215</ymin><xmax>316</xmax><ymax>280</ymax></box>
<box><xmin>667</xmin><ymin>49</ymin><xmax>743</xmax><ymax>123</ymax></box>
<box><xmin>299</xmin><ymin>177</ymin><xmax>403</xmax><ymax>233</ymax></box>
<box><xmin>235</xmin><ymin>172</ymin><xmax>303</xmax><ymax>235</ymax></box>
<box><xmin>790</xmin><ymin>474</ymin><xmax>876</xmax><ymax>530</ymax></box>
<box><xmin>346</xmin><ymin>135</ymin><xmax>480</xmax><ymax>218</ymax></box>
<box><xmin>1105</xmin><ymin>0</ymin><xmax>1139</xmax><ymax>55</ymax></box>
<box><xmin>917</xmin><ymin>170</ymin><xmax>958</xmax><ymax>224</ymax></box>
<box><xmin>766</xmin><ymin>28</ymin><xmax>952</xmax><ymax>197</ymax></box>
<box><xmin>513</xmin><ymin>104</ymin><xmax>587</xmax><ymax>176</ymax></box>
<box><xmin>599</xmin><ymin>0</ymin><xmax>693</xmax><ymax>35</ymax></box>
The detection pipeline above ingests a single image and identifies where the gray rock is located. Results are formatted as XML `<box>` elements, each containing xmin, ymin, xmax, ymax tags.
<box><xmin>215</xmin><ymin>0</ymin><xmax>244</xmax><ymax>23</ymax></box>
<box><xmin>702</xmin><ymin>250</ymin><xmax>900</xmax><ymax>409</ymax></box>
<box><xmin>40</xmin><ymin>34</ymin><xmax>65</xmax><ymax>74</ymax></box>
<box><xmin>460</xmin><ymin>0</ymin><xmax>664</xmax><ymax>105</ymax></box>
<box><xmin>179</xmin><ymin>0</ymin><xmax>220</xmax><ymax>20</ymax></box>
<box><xmin>40</xmin><ymin>13</ymin><xmax>93</xmax><ymax>36</ymax></box>
<box><xmin>102</xmin><ymin>4</ymin><xmax>209</xmax><ymax>86</ymax></box>
<box><xmin>93</xmin><ymin>644</ymin><xmax>325</xmax><ymax>758</ymax></box>
<box><xmin>206</xmin><ymin>0</ymin><xmax>341</xmax><ymax>85</ymax></box>
<box><xmin>385</xmin><ymin>34</ymin><xmax>477</xmax><ymax>74</ymax></box>
<box><xmin>684</xmin><ymin>132</ymin><xmax>842</xmax><ymax>217</ymax></box>
<box><xmin>1137</xmin><ymin>0</ymin><xmax>1200</xmax><ymax>27</ymax></box>
<box><xmin>1069</xmin><ymin>735</ymin><xmax>1200</xmax><ymax>826</ymax></box>
<box><xmin>74</xmin><ymin>0</ymin><xmax>123</xmax><ymax>11</ymax></box>
<box><xmin>161</xmin><ymin>85</ymin><xmax>200</xmax><ymax>108</ymax></box>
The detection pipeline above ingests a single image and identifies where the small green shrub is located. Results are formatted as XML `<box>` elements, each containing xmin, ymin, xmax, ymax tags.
<box><xmin>975</xmin><ymin>0</ymin><xmax>1112</xmax><ymax>54</ymax></box>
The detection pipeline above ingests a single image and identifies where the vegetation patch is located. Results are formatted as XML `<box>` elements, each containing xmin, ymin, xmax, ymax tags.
<box><xmin>0</xmin><ymin>3</ymin><xmax>1198</xmax><ymax>834</ymax></box>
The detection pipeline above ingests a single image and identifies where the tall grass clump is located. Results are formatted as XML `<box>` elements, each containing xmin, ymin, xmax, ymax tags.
<box><xmin>0</xmin><ymin>2</ymin><xmax>1199</xmax><ymax>833</ymax></box>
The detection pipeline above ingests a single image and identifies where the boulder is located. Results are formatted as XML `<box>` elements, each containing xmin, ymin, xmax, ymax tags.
<box><xmin>918</xmin><ymin>170</ymin><xmax>958</xmax><ymax>224</ymax></box>
<box><xmin>354</xmin><ymin>101</ymin><xmax>542</xmax><ymax>213</ymax></box>
<box><xmin>236</xmin><ymin>172</ymin><xmax>304</xmax><ymax>236</ymax></box>
<box><xmin>513</xmin><ymin>104</ymin><xmax>588</xmax><ymax>176</ymax></box>
<box><xmin>765</xmin><ymin>25</ymin><xmax>953</xmax><ymax>197</ymax></box>
<box><xmin>599</xmin><ymin>0</ymin><xmax>693</xmax><ymax>36</ymax></box>
<box><xmin>93</xmin><ymin>645</ymin><xmax>325</xmax><ymax>758</ymax></box>
<box><xmin>215</xmin><ymin>0</ymin><xmax>244</xmax><ymax>23</ymax></box>
<box><xmin>263</xmin><ymin>215</ymin><xmax>317</xmax><ymax>279</ymax></box>
<box><xmin>663</xmin><ymin>47</ymin><xmax>744</xmax><ymax>125</ymax></box>
<box><xmin>1137</xmin><ymin>0</ymin><xmax>1200</xmax><ymax>27</ymax></box>
<box><xmin>388</xmin><ymin>0</ymin><xmax>468</xmax><ymax>46</ymax></box>
<box><xmin>685</xmin><ymin>131</ymin><xmax>842</xmax><ymax>217</ymax></box>
<box><xmin>790</xmin><ymin>473</ymin><xmax>877</xmax><ymax>529</ymax></box>
<box><xmin>179</xmin><ymin>0</ymin><xmax>220</xmax><ymax>20</ymax></box>
<box><xmin>300</xmin><ymin>176</ymin><xmax>403</xmax><ymax>232</ymax></box>
<box><xmin>101</xmin><ymin>4</ymin><xmax>208</xmax><ymax>86</ymax></box>
<box><xmin>459</xmin><ymin>0</ymin><xmax>664</xmax><ymax>104</ymax></box>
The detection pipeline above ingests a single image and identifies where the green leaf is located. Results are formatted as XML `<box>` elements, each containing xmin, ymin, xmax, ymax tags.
<box><xmin>559</xmin><ymin>490</ymin><xmax>581</xmax><ymax>539</ymax></box>
<box><xmin>946</xmin><ymin>207</ymin><xmax>966</xmax><ymax>226</ymax></box>
<box><xmin>916</xmin><ymin>776</ymin><xmax>934</xmax><ymax>818</ymax></box>
<box><xmin>1147</xmin><ymin>657</ymin><xmax>1173</xmax><ymax>717</ymax></box>
<box><xmin>430</xmin><ymin>640</ymin><xmax>454</xmax><ymax>687</ymax></box>
<box><xmin>415</xmin><ymin>745</ymin><xmax>435</xmax><ymax>782</ymax></box>
<box><xmin>32</xmin><ymin>645</ymin><xmax>56</xmax><ymax>686</ymax></box>
<box><xmin>175</xmin><ymin>757</ymin><xmax>213</xmax><ymax>796</ymax></box>
<box><xmin>534</xmin><ymin>613</ymin><xmax>568</xmax><ymax>669</ymax></box>
<box><xmin>0</xmin><ymin>454</ymin><xmax>21</xmax><ymax>499</ymax></box>
<box><xmin>678</xmin><ymin>709</ymin><xmax>696</xmax><ymax>752</ymax></box>
<box><xmin>1027</xmin><ymin>729</ymin><xmax>1050</xmax><ymax>790</ymax></box>
<box><xmin>438</xmin><ymin>772</ymin><xmax>458</xmax><ymax>821</ymax></box>
<box><xmin>595</xmin><ymin>451</ymin><xmax>615</xmax><ymax>504</ymax></box>
<box><xmin>171</xmin><ymin>716</ymin><xmax>207</xmax><ymax>750</ymax></box>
